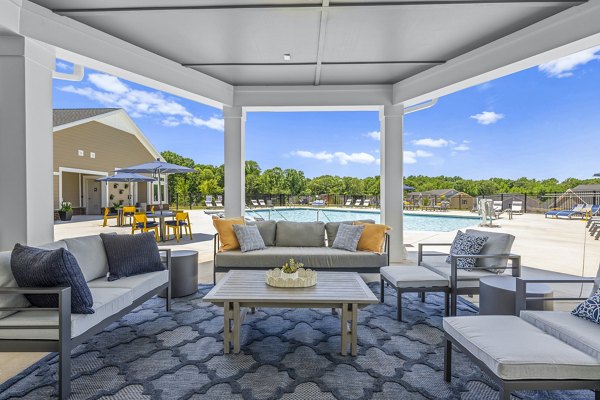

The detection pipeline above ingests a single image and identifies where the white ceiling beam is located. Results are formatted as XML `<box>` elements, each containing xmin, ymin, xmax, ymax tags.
<box><xmin>13</xmin><ymin>0</ymin><xmax>233</xmax><ymax>109</ymax></box>
<box><xmin>53</xmin><ymin>1</ymin><xmax>584</xmax><ymax>13</ymax></box>
<box><xmin>314</xmin><ymin>0</ymin><xmax>330</xmax><ymax>85</ymax></box>
<box><xmin>234</xmin><ymin>85</ymin><xmax>393</xmax><ymax>107</ymax></box>
<box><xmin>393</xmin><ymin>0</ymin><xmax>600</xmax><ymax>106</ymax></box>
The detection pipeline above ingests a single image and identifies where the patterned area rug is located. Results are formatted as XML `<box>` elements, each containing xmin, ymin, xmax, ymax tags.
<box><xmin>0</xmin><ymin>283</ymin><xmax>593</xmax><ymax>400</ymax></box>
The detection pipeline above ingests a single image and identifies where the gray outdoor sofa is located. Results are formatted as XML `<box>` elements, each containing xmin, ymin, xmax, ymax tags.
<box><xmin>213</xmin><ymin>220</ymin><xmax>389</xmax><ymax>283</ymax></box>
<box><xmin>444</xmin><ymin>274</ymin><xmax>600</xmax><ymax>399</ymax></box>
<box><xmin>0</xmin><ymin>235</ymin><xmax>171</xmax><ymax>398</ymax></box>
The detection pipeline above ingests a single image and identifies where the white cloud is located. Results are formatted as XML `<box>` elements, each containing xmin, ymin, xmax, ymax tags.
<box><xmin>470</xmin><ymin>111</ymin><xmax>504</xmax><ymax>125</ymax></box>
<box><xmin>404</xmin><ymin>151</ymin><xmax>417</xmax><ymax>164</ymax></box>
<box><xmin>291</xmin><ymin>150</ymin><xmax>377</xmax><ymax>165</ymax></box>
<box><xmin>415</xmin><ymin>150</ymin><xmax>433</xmax><ymax>157</ymax></box>
<box><xmin>365</xmin><ymin>131</ymin><xmax>381</xmax><ymax>141</ymax></box>
<box><xmin>60</xmin><ymin>73</ymin><xmax>224</xmax><ymax>131</ymax></box>
<box><xmin>453</xmin><ymin>143</ymin><xmax>470</xmax><ymax>151</ymax></box>
<box><xmin>538</xmin><ymin>46</ymin><xmax>600</xmax><ymax>78</ymax></box>
<box><xmin>56</xmin><ymin>61</ymin><xmax>71</xmax><ymax>71</ymax></box>
<box><xmin>411</xmin><ymin>138</ymin><xmax>449</xmax><ymax>148</ymax></box>
<box><xmin>88</xmin><ymin>73</ymin><xmax>129</xmax><ymax>94</ymax></box>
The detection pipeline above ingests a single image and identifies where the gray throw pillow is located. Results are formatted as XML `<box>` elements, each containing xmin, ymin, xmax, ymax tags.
<box><xmin>247</xmin><ymin>220</ymin><xmax>276</xmax><ymax>246</ymax></box>
<box><xmin>10</xmin><ymin>244</ymin><xmax>94</xmax><ymax>314</ymax></box>
<box><xmin>100</xmin><ymin>233</ymin><xmax>165</xmax><ymax>281</ymax></box>
<box><xmin>332</xmin><ymin>224</ymin><xmax>365</xmax><ymax>252</ymax></box>
<box><xmin>233</xmin><ymin>224</ymin><xmax>267</xmax><ymax>252</ymax></box>
<box><xmin>445</xmin><ymin>231</ymin><xmax>488</xmax><ymax>270</ymax></box>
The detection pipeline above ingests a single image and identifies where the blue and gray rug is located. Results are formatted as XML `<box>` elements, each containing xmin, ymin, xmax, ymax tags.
<box><xmin>0</xmin><ymin>283</ymin><xmax>593</xmax><ymax>399</ymax></box>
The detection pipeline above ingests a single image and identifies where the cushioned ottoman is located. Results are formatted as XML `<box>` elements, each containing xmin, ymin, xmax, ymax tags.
<box><xmin>380</xmin><ymin>265</ymin><xmax>449</xmax><ymax>321</ymax></box>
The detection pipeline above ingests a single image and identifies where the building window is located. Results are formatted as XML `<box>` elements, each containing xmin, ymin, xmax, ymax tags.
<box><xmin>152</xmin><ymin>179</ymin><xmax>167</xmax><ymax>203</ymax></box>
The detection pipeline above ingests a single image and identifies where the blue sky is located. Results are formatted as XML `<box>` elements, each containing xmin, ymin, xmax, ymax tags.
<box><xmin>53</xmin><ymin>46</ymin><xmax>600</xmax><ymax>180</ymax></box>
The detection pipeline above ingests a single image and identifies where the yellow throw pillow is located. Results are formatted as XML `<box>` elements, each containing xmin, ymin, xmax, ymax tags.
<box><xmin>212</xmin><ymin>216</ymin><xmax>245</xmax><ymax>251</ymax></box>
<box><xmin>353</xmin><ymin>222</ymin><xmax>391</xmax><ymax>253</ymax></box>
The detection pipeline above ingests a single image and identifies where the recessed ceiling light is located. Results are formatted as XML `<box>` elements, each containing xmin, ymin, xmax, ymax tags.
<box><xmin>283</xmin><ymin>53</ymin><xmax>291</xmax><ymax>61</ymax></box>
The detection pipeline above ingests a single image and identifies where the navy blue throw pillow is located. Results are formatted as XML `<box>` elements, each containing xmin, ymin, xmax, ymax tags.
<box><xmin>10</xmin><ymin>244</ymin><xmax>94</xmax><ymax>314</ymax></box>
<box><xmin>100</xmin><ymin>233</ymin><xmax>165</xmax><ymax>281</ymax></box>
<box><xmin>572</xmin><ymin>289</ymin><xmax>600</xmax><ymax>324</ymax></box>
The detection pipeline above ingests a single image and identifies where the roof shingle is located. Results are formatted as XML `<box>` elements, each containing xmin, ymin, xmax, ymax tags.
<box><xmin>53</xmin><ymin>108</ymin><xmax>119</xmax><ymax>127</ymax></box>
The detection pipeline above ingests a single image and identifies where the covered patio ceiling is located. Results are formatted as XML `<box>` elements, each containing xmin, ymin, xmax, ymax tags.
<box><xmin>8</xmin><ymin>0</ymin><xmax>599</xmax><ymax>107</ymax></box>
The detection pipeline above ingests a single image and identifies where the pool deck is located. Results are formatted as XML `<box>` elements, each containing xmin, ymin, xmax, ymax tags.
<box><xmin>1</xmin><ymin>208</ymin><xmax>597</xmax><ymax>383</ymax></box>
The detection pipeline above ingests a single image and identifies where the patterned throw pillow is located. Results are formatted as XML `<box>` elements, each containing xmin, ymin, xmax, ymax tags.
<box><xmin>572</xmin><ymin>289</ymin><xmax>600</xmax><ymax>324</ymax></box>
<box><xmin>332</xmin><ymin>224</ymin><xmax>365</xmax><ymax>252</ymax></box>
<box><xmin>445</xmin><ymin>230</ymin><xmax>488</xmax><ymax>270</ymax></box>
<box><xmin>232</xmin><ymin>224</ymin><xmax>267</xmax><ymax>253</ymax></box>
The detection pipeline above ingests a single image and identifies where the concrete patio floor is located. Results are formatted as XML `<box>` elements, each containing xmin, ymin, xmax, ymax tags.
<box><xmin>1</xmin><ymin>209</ymin><xmax>597</xmax><ymax>384</ymax></box>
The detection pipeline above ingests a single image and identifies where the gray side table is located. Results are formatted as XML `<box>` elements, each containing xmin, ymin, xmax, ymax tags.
<box><xmin>159</xmin><ymin>250</ymin><xmax>199</xmax><ymax>298</ymax></box>
<box><xmin>480</xmin><ymin>276</ymin><xmax>553</xmax><ymax>316</ymax></box>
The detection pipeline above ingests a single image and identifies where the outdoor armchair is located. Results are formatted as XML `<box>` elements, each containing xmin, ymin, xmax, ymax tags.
<box><xmin>418</xmin><ymin>230</ymin><xmax>521</xmax><ymax>315</ymax></box>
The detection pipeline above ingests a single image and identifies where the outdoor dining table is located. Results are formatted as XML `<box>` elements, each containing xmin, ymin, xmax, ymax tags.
<box><xmin>147</xmin><ymin>211</ymin><xmax>176</xmax><ymax>242</ymax></box>
<box><xmin>116</xmin><ymin>207</ymin><xmax>140</xmax><ymax>227</ymax></box>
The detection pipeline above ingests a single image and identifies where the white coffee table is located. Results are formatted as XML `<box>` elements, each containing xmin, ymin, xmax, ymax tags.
<box><xmin>203</xmin><ymin>270</ymin><xmax>378</xmax><ymax>356</ymax></box>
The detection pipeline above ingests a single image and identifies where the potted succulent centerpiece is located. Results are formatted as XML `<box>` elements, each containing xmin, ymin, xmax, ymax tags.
<box><xmin>58</xmin><ymin>201</ymin><xmax>73</xmax><ymax>221</ymax></box>
<box><xmin>281</xmin><ymin>258</ymin><xmax>303</xmax><ymax>280</ymax></box>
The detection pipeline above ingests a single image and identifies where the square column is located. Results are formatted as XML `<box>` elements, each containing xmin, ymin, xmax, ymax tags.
<box><xmin>380</xmin><ymin>104</ymin><xmax>408</xmax><ymax>261</ymax></box>
<box><xmin>223</xmin><ymin>106</ymin><xmax>245</xmax><ymax>217</ymax></box>
<box><xmin>0</xmin><ymin>36</ymin><xmax>55</xmax><ymax>250</ymax></box>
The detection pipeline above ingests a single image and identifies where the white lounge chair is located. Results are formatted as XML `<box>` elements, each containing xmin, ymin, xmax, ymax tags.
<box><xmin>258</xmin><ymin>199</ymin><xmax>266</xmax><ymax>207</ymax></box>
<box><xmin>354</xmin><ymin>199</ymin><xmax>362</xmax><ymax>207</ymax></box>
<box><xmin>250</xmin><ymin>199</ymin><xmax>259</xmax><ymax>207</ymax></box>
<box><xmin>493</xmin><ymin>200</ymin><xmax>504</xmax><ymax>218</ymax></box>
<box><xmin>510</xmin><ymin>200</ymin><xmax>523</xmax><ymax>215</ymax></box>
<box><xmin>363</xmin><ymin>199</ymin><xmax>371</xmax><ymax>207</ymax></box>
<box><xmin>266</xmin><ymin>199</ymin><xmax>273</xmax><ymax>208</ymax></box>
<box><xmin>344</xmin><ymin>198</ymin><xmax>353</xmax><ymax>207</ymax></box>
<box><xmin>205</xmin><ymin>195</ymin><xmax>213</xmax><ymax>208</ymax></box>
<box><xmin>215</xmin><ymin>195</ymin><xmax>223</xmax><ymax>208</ymax></box>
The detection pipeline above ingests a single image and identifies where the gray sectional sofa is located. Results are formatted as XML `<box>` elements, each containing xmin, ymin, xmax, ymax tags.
<box><xmin>213</xmin><ymin>220</ymin><xmax>389</xmax><ymax>283</ymax></box>
<box><xmin>444</xmin><ymin>275</ymin><xmax>600</xmax><ymax>399</ymax></box>
<box><xmin>0</xmin><ymin>235</ymin><xmax>171</xmax><ymax>398</ymax></box>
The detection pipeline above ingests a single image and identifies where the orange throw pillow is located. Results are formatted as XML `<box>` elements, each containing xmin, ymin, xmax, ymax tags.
<box><xmin>212</xmin><ymin>216</ymin><xmax>245</xmax><ymax>251</ymax></box>
<box><xmin>353</xmin><ymin>222</ymin><xmax>391</xmax><ymax>253</ymax></box>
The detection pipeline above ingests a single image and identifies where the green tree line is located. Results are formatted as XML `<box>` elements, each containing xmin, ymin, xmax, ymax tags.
<box><xmin>162</xmin><ymin>150</ymin><xmax>600</xmax><ymax>204</ymax></box>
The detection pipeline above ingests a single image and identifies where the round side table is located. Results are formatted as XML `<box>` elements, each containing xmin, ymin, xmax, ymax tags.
<box><xmin>159</xmin><ymin>250</ymin><xmax>199</xmax><ymax>298</ymax></box>
<box><xmin>479</xmin><ymin>276</ymin><xmax>553</xmax><ymax>316</ymax></box>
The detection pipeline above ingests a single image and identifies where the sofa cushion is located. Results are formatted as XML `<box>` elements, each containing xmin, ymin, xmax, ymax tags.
<box><xmin>521</xmin><ymin>310</ymin><xmax>600</xmax><ymax>359</ymax></box>
<box><xmin>247</xmin><ymin>220</ymin><xmax>276</xmax><ymax>246</ymax></box>
<box><xmin>100</xmin><ymin>233</ymin><xmax>165</xmax><ymax>281</ymax></box>
<box><xmin>444</xmin><ymin>315</ymin><xmax>600</xmax><ymax>380</ymax></box>
<box><xmin>275</xmin><ymin>221</ymin><xmax>325</xmax><ymax>247</ymax></box>
<box><xmin>332</xmin><ymin>224</ymin><xmax>364</xmax><ymax>252</ymax></box>
<box><xmin>422</xmin><ymin>260</ymin><xmax>502</xmax><ymax>289</ymax></box>
<box><xmin>354</xmin><ymin>222</ymin><xmax>390</xmax><ymax>253</ymax></box>
<box><xmin>233</xmin><ymin>224</ymin><xmax>266</xmax><ymax>252</ymax></box>
<box><xmin>213</xmin><ymin>216</ymin><xmax>245</xmax><ymax>251</ymax></box>
<box><xmin>446</xmin><ymin>230</ymin><xmax>488</xmax><ymax>270</ymax></box>
<box><xmin>572</xmin><ymin>289</ymin><xmax>600</xmax><ymax>325</ymax></box>
<box><xmin>64</xmin><ymin>235</ymin><xmax>110</xmax><ymax>282</ymax></box>
<box><xmin>11</xmin><ymin>244</ymin><xmax>94</xmax><ymax>314</ymax></box>
<box><xmin>465</xmin><ymin>229</ymin><xmax>515</xmax><ymax>273</ymax></box>
<box><xmin>215</xmin><ymin>246</ymin><xmax>387</xmax><ymax>269</ymax></box>
<box><xmin>380</xmin><ymin>266</ymin><xmax>448</xmax><ymax>289</ymax></box>
<box><xmin>325</xmin><ymin>220</ymin><xmax>375</xmax><ymax>247</ymax></box>
<box><xmin>0</xmin><ymin>287</ymin><xmax>133</xmax><ymax>340</ymax></box>
<box><xmin>0</xmin><ymin>251</ymin><xmax>31</xmax><ymax>320</ymax></box>
<box><xmin>87</xmin><ymin>270</ymin><xmax>169</xmax><ymax>300</ymax></box>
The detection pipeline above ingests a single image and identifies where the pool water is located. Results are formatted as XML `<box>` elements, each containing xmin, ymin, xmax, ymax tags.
<box><xmin>246</xmin><ymin>207</ymin><xmax>479</xmax><ymax>232</ymax></box>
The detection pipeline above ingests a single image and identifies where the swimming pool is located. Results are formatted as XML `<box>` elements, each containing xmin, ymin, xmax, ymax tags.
<box><xmin>246</xmin><ymin>208</ymin><xmax>479</xmax><ymax>232</ymax></box>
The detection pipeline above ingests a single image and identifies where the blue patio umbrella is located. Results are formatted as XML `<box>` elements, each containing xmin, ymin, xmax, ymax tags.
<box><xmin>403</xmin><ymin>185</ymin><xmax>415</xmax><ymax>191</ymax></box>
<box><xmin>97</xmin><ymin>173</ymin><xmax>155</xmax><ymax>206</ymax></box>
<box><xmin>117</xmin><ymin>159</ymin><xmax>195</xmax><ymax>212</ymax></box>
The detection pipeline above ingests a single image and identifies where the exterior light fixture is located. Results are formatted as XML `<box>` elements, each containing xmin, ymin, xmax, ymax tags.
<box><xmin>283</xmin><ymin>53</ymin><xmax>291</xmax><ymax>61</ymax></box>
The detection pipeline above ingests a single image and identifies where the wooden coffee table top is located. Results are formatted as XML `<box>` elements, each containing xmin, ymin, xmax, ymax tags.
<box><xmin>204</xmin><ymin>270</ymin><xmax>378</xmax><ymax>305</ymax></box>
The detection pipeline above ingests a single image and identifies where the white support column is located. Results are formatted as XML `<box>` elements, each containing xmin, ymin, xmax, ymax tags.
<box><xmin>223</xmin><ymin>106</ymin><xmax>246</xmax><ymax>217</ymax></box>
<box><xmin>380</xmin><ymin>104</ymin><xmax>408</xmax><ymax>262</ymax></box>
<box><xmin>0</xmin><ymin>36</ymin><xmax>55</xmax><ymax>250</ymax></box>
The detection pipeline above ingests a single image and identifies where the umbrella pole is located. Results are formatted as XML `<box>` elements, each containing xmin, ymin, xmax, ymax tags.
<box><xmin>158</xmin><ymin>170</ymin><xmax>163</xmax><ymax>215</ymax></box>
<box><xmin>129</xmin><ymin>182</ymin><xmax>133</xmax><ymax>206</ymax></box>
